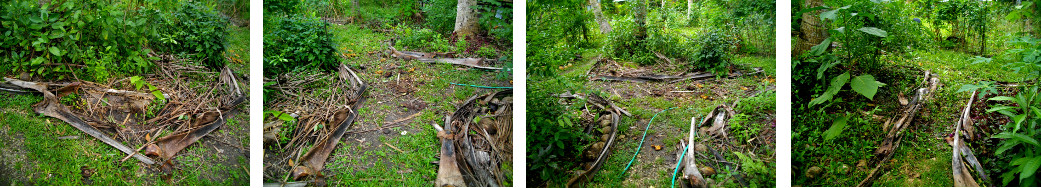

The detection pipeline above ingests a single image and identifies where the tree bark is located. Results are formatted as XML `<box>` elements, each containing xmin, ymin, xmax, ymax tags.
<box><xmin>687</xmin><ymin>0</ymin><xmax>694</xmax><ymax>19</ymax></box>
<box><xmin>353</xmin><ymin>0</ymin><xmax>359</xmax><ymax>17</ymax></box>
<box><xmin>795</xmin><ymin>0</ymin><xmax>827</xmax><ymax>56</ymax></box>
<box><xmin>454</xmin><ymin>0</ymin><xmax>479</xmax><ymax>37</ymax></box>
<box><xmin>635</xmin><ymin>0</ymin><xmax>648</xmax><ymax>40</ymax></box>
<box><xmin>589</xmin><ymin>0</ymin><xmax>612</xmax><ymax>34</ymax></box>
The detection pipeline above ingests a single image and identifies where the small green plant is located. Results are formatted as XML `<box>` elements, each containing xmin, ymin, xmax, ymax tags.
<box><xmin>130</xmin><ymin>76</ymin><xmax>165</xmax><ymax>101</ymax></box>
<box><xmin>957</xmin><ymin>81</ymin><xmax>1000</xmax><ymax>96</ymax></box>
<box><xmin>475</xmin><ymin>46</ymin><xmax>500</xmax><ymax>58</ymax></box>
<box><xmin>734</xmin><ymin>151</ymin><xmax>774</xmax><ymax>188</ymax></box>
<box><xmin>264</xmin><ymin>110</ymin><xmax>297</xmax><ymax>146</ymax></box>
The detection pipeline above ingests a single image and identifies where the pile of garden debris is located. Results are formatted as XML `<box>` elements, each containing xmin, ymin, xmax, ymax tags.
<box><xmin>263</xmin><ymin>64</ymin><xmax>367</xmax><ymax>187</ymax></box>
<box><xmin>435</xmin><ymin>90</ymin><xmax>513</xmax><ymax>187</ymax></box>
<box><xmin>675</xmin><ymin>104</ymin><xmax>751</xmax><ymax>188</ymax></box>
<box><xmin>0</xmin><ymin>54</ymin><xmax>248</xmax><ymax>179</ymax></box>
<box><xmin>859</xmin><ymin>71</ymin><xmax>940</xmax><ymax>186</ymax></box>
<box><xmin>587</xmin><ymin>57</ymin><xmax>763</xmax><ymax>83</ymax></box>
<box><xmin>548</xmin><ymin>92</ymin><xmax>628</xmax><ymax>187</ymax></box>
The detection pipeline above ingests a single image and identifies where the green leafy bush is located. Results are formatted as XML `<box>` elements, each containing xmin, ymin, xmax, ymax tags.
<box><xmin>264</xmin><ymin>0</ymin><xmax>299</xmax><ymax>16</ymax></box>
<box><xmin>393</xmin><ymin>24</ymin><xmax>454</xmax><ymax>52</ymax></box>
<box><xmin>153</xmin><ymin>2</ymin><xmax>229</xmax><ymax>69</ymax></box>
<box><xmin>422</xmin><ymin>0</ymin><xmax>457</xmax><ymax>34</ymax></box>
<box><xmin>986</xmin><ymin>86</ymin><xmax>1041</xmax><ymax>186</ymax></box>
<box><xmin>0</xmin><ymin>0</ymin><xmax>155</xmax><ymax>79</ymax></box>
<box><xmin>526</xmin><ymin>78</ymin><xmax>589</xmax><ymax>185</ymax></box>
<box><xmin>691</xmin><ymin>29</ymin><xmax>734</xmax><ymax>75</ymax></box>
<box><xmin>263</xmin><ymin>16</ymin><xmax>340</xmax><ymax>75</ymax></box>
<box><xmin>477</xmin><ymin>0</ymin><xmax>514</xmax><ymax>45</ymax></box>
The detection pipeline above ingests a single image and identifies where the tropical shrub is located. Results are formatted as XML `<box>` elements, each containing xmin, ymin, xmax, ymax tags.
<box><xmin>691</xmin><ymin>29</ymin><xmax>734</xmax><ymax>75</ymax></box>
<box><xmin>264</xmin><ymin>0</ymin><xmax>299</xmax><ymax>16</ymax></box>
<box><xmin>986</xmin><ymin>86</ymin><xmax>1041</xmax><ymax>186</ymax></box>
<box><xmin>263</xmin><ymin>16</ymin><xmax>340</xmax><ymax>75</ymax></box>
<box><xmin>0</xmin><ymin>0</ymin><xmax>155</xmax><ymax>79</ymax></box>
<box><xmin>423</xmin><ymin>0</ymin><xmax>457</xmax><ymax>34</ymax></box>
<box><xmin>393</xmin><ymin>24</ymin><xmax>454</xmax><ymax>52</ymax></box>
<box><xmin>153</xmin><ymin>2</ymin><xmax>229</xmax><ymax>69</ymax></box>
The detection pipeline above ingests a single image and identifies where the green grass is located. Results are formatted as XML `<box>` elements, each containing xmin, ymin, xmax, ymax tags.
<box><xmin>0</xmin><ymin>94</ymin><xmax>247</xmax><ymax>186</ymax></box>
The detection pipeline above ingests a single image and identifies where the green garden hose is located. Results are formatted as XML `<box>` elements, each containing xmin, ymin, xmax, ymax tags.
<box><xmin>618</xmin><ymin>107</ymin><xmax>675</xmax><ymax>178</ymax></box>
<box><xmin>449</xmin><ymin>82</ymin><xmax>512</xmax><ymax>89</ymax></box>
<box><xmin>672</xmin><ymin>144</ymin><xmax>689</xmax><ymax>188</ymax></box>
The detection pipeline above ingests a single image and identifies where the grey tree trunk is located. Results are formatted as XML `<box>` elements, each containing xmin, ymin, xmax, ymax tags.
<box><xmin>635</xmin><ymin>0</ymin><xmax>648</xmax><ymax>40</ymax></box>
<box><xmin>590</xmin><ymin>0</ymin><xmax>612</xmax><ymax>34</ymax></box>
<box><xmin>454</xmin><ymin>0</ymin><xmax>479</xmax><ymax>37</ymax></box>
<box><xmin>353</xmin><ymin>0</ymin><xmax>360</xmax><ymax>17</ymax></box>
<box><xmin>795</xmin><ymin>0</ymin><xmax>826</xmax><ymax>56</ymax></box>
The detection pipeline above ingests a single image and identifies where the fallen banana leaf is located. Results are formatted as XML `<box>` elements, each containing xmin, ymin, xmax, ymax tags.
<box><xmin>859</xmin><ymin>72</ymin><xmax>939</xmax><ymax>187</ymax></box>
<box><xmin>289</xmin><ymin>64</ymin><xmax>368</xmax><ymax>186</ymax></box>
<box><xmin>567</xmin><ymin>93</ymin><xmax>619</xmax><ymax>188</ymax></box>
<box><xmin>450</xmin><ymin>90</ymin><xmax>511</xmax><ymax>187</ymax></box>
<box><xmin>389</xmin><ymin>46</ymin><xmax>501</xmax><ymax>70</ymax></box>
<box><xmin>4</xmin><ymin>78</ymin><xmax>156</xmax><ymax>164</ymax></box>
<box><xmin>682</xmin><ymin>116</ymin><xmax>709</xmax><ymax>188</ymax></box>
<box><xmin>951</xmin><ymin>91</ymin><xmax>986</xmax><ymax>186</ymax></box>
<box><xmin>143</xmin><ymin>94</ymin><xmax>246</xmax><ymax>172</ymax></box>
<box><xmin>434</xmin><ymin>119</ymin><xmax>465</xmax><ymax>187</ymax></box>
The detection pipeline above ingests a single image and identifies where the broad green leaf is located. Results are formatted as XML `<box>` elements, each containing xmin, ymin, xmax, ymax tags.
<box><xmin>1012</xmin><ymin>133</ymin><xmax>1040</xmax><ymax>147</ymax></box>
<box><xmin>990</xmin><ymin>96</ymin><xmax>1019</xmax><ymax>101</ymax></box>
<box><xmin>809</xmin><ymin>72</ymin><xmax>851</xmax><ymax>107</ymax></box>
<box><xmin>957</xmin><ymin>84</ymin><xmax>981</xmax><ymax>93</ymax></box>
<box><xmin>850</xmin><ymin>74</ymin><xmax>885</xmax><ymax>99</ymax></box>
<box><xmin>1014</xmin><ymin>114</ymin><xmax>1027</xmax><ymax>133</ymax></box>
<box><xmin>987</xmin><ymin>106</ymin><xmax>1019</xmax><ymax>113</ymax></box>
<box><xmin>820</xmin><ymin>5</ymin><xmax>851</xmax><ymax>20</ymax></box>
<box><xmin>809</xmin><ymin>38</ymin><xmax>833</xmax><ymax>57</ymax></box>
<box><xmin>858</xmin><ymin>27</ymin><xmax>888</xmax><ymax>37</ymax></box>
<box><xmin>48</xmin><ymin>46</ymin><xmax>61</xmax><ymax>56</ymax></box>
<box><xmin>816</xmin><ymin>61</ymin><xmax>839</xmax><ymax>79</ymax></box>
<box><xmin>824</xmin><ymin>114</ymin><xmax>850</xmax><ymax>141</ymax></box>
<box><xmin>1020</xmin><ymin>156</ymin><xmax>1041</xmax><ymax>181</ymax></box>
<box><xmin>130</xmin><ymin>76</ymin><xmax>143</xmax><ymax>90</ymax></box>
<box><xmin>993</xmin><ymin>137</ymin><xmax>1019</xmax><ymax>155</ymax></box>
<box><xmin>31</xmin><ymin>57</ymin><xmax>45</xmax><ymax>66</ymax></box>
<box><xmin>151</xmin><ymin>90</ymin><xmax>165</xmax><ymax>101</ymax></box>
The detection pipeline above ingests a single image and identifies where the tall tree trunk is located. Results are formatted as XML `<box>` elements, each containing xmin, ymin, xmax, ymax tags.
<box><xmin>635</xmin><ymin>0</ymin><xmax>648</xmax><ymax>40</ymax></box>
<box><xmin>687</xmin><ymin>0</ymin><xmax>693</xmax><ymax>19</ymax></box>
<box><xmin>795</xmin><ymin>0</ymin><xmax>826</xmax><ymax>56</ymax></box>
<box><xmin>454</xmin><ymin>0</ymin><xmax>479</xmax><ymax>37</ymax></box>
<box><xmin>353</xmin><ymin>0</ymin><xmax>360</xmax><ymax>18</ymax></box>
<box><xmin>590</xmin><ymin>0</ymin><xmax>612</xmax><ymax>34</ymax></box>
